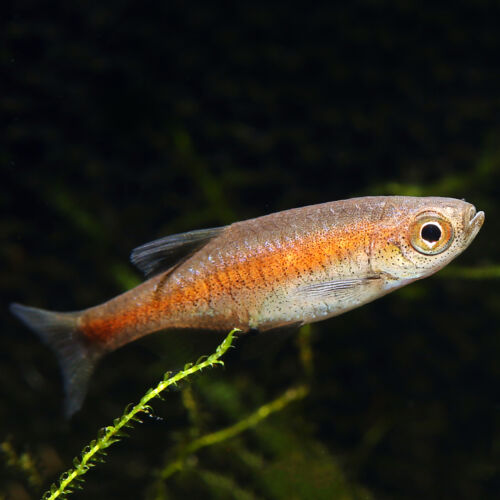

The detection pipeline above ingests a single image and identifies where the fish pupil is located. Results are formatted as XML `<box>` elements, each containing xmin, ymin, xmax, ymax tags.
<box><xmin>421</xmin><ymin>223</ymin><xmax>441</xmax><ymax>242</ymax></box>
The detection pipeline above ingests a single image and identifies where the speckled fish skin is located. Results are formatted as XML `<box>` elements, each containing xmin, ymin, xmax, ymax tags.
<box><xmin>80</xmin><ymin>196</ymin><xmax>484</xmax><ymax>348</ymax></box>
<box><xmin>9</xmin><ymin>195</ymin><xmax>484</xmax><ymax>416</ymax></box>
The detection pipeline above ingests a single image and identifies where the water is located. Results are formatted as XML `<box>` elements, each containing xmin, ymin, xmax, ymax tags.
<box><xmin>2</xmin><ymin>2</ymin><xmax>500</xmax><ymax>498</ymax></box>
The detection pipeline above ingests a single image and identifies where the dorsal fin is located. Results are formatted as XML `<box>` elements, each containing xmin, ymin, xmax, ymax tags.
<box><xmin>130</xmin><ymin>226</ymin><xmax>225</xmax><ymax>278</ymax></box>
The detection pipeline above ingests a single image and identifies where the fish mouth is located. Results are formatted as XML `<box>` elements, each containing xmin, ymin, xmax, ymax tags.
<box><xmin>466</xmin><ymin>205</ymin><xmax>485</xmax><ymax>241</ymax></box>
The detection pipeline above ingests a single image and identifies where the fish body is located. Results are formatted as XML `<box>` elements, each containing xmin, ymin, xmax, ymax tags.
<box><xmin>10</xmin><ymin>196</ymin><xmax>484</xmax><ymax>415</ymax></box>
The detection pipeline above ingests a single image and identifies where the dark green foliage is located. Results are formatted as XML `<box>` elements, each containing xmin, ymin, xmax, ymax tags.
<box><xmin>2</xmin><ymin>1</ymin><xmax>500</xmax><ymax>499</ymax></box>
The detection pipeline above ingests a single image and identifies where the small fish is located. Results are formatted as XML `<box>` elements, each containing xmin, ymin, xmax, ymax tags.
<box><xmin>10</xmin><ymin>196</ymin><xmax>484</xmax><ymax>416</ymax></box>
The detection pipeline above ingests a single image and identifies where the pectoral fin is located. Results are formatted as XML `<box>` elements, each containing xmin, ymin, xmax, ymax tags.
<box><xmin>130</xmin><ymin>226</ymin><xmax>225</xmax><ymax>277</ymax></box>
<box><xmin>294</xmin><ymin>276</ymin><xmax>381</xmax><ymax>301</ymax></box>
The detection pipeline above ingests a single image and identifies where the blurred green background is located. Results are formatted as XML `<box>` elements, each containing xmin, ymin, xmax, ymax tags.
<box><xmin>2</xmin><ymin>1</ymin><xmax>500</xmax><ymax>499</ymax></box>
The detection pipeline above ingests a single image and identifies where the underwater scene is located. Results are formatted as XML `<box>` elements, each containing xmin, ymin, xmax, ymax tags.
<box><xmin>2</xmin><ymin>2</ymin><xmax>500</xmax><ymax>499</ymax></box>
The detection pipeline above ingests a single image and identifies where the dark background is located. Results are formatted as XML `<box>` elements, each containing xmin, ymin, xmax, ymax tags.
<box><xmin>2</xmin><ymin>1</ymin><xmax>500</xmax><ymax>499</ymax></box>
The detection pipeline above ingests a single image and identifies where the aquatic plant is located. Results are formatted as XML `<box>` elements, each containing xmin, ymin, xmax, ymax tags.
<box><xmin>156</xmin><ymin>384</ymin><xmax>309</xmax><ymax>482</ymax></box>
<box><xmin>42</xmin><ymin>329</ymin><xmax>238</xmax><ymax>500</ymax></box>
<box><xmin>0</xmin><ymin>439</ymin><xmax>41</xmax><ymax>491</ymax></box>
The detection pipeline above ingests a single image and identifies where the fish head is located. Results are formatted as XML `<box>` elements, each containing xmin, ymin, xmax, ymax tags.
<box><xmin>370</xmin><ymin>196</ymin><xmax>484</xmax><ymax>288</ymax></box>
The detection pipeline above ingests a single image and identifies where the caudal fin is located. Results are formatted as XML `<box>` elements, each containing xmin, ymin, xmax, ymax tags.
<box><xmin>9</xmin><ymin>302</ymin><xmax>101</xmax><ymax>417</ymax></box>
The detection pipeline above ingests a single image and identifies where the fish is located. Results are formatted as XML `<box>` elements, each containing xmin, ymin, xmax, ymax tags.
<box><xmin>10</xmin><ymin>196</ymin><xmax>484</xmax><ymax>416</ymax></box>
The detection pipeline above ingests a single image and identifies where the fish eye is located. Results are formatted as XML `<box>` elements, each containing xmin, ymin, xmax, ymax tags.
<box><xmin>410</xmin><ymin>213</ymin><xmax>454</xmax><ymax>255</ymax></box>
<box><xmin>421</xmin><ymin>222</ymin><xmax>442</xmax><ymax>242</ymax></box>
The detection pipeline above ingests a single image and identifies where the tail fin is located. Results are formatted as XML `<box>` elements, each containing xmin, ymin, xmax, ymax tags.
<box><xmin>9</xmin><ymin>302</ymin><xmax>101</xmax><ymax>417</ymax></box>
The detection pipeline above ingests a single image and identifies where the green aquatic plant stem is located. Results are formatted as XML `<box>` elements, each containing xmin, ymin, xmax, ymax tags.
<box><xmin>42</xmin><ymin>329</ymin><xmax>238</xmax><ymax>500</ymax></box>
<box><xmin>159</xmin><ymin>383</ymin><xmax>309</xmax><ymax>480</ymax></box>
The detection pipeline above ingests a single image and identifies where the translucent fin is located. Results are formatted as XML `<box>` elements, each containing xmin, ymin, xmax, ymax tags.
<box><xmin>294</xmin><ymin>277</ymin><xmax>381</xmax><ymax>300</ymax></box>
<box><xmin>130</xmin><ymin>226</ymin><xmax>225</xmax><ymax>278</ymax></box>
<box><xmin>9</xmin><ymin>303</ymin><xmax>101</xmax><ymax>417</ymax></box>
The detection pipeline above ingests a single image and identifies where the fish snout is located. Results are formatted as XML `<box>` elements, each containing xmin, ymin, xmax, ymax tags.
<box><xmin>465</xmin><ymin>205</ymin><xmax>485</xmax><ymax>240</ymax></box>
